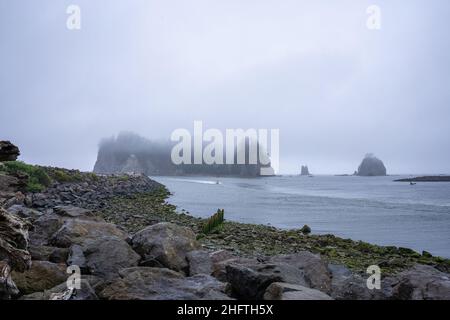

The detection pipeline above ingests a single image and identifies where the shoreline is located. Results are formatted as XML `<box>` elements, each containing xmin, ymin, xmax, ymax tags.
<box><xmin>2</xmin><ymin>163</ymin><xmax>450</xmax><ymax>300</ymax></box>
<box><xmin>98</xmin><ymin>187</ymin><xmax>450</xmax><ymax>275</ymax></box>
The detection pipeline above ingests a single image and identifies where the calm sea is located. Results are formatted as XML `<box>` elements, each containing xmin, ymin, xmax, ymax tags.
<box><xmin>153</xmin><ymin>175</ymin><xmax>450</xmax><ymax>258</ymax></box>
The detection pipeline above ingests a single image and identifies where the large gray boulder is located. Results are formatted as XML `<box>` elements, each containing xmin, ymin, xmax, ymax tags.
<box><xmin>99</xmin><ymin>267</ymin><xmax>232</xmax><ymax>300</ymax></box>
<box><xmin>264</xmin><ymin>282</ymin><xmax>333</xmax><ymax>300</ymax></box>
<box><xmin>11</xmin><ymin>261</ymin><xmax>67</xmax><ymax>295</ymax></box>
<box><xmin>223</xmin><ymin>251</ymin><xmax>332</xmax><ymax>299</ymax></box>
<box><xmin>356</xmin><ymin>154</ymin><xmax>387</xmax><ymax>176</ymax></box>
<box><xmin>50</xmin><ymin>218</ymin><xmax>128</xmax><ymax>248</ymax></box>
<box><xmin>186</xmin><ymin>250</ymin><xmax>213</xmax><ymax>276</ymax></box>
<box><xmin>21</xmin><ymin>279</ymin><xmax>98</xmax><ymax>300</ymax></box>
<box><xmin>271</xmin><ymin>252</ymin><xmax>332</xmax><ymax>293</ymax></box>
<box><xmin>328</xmin><ymin>264</ymin><xmax>391</xmax><ymax>300</ymax></box>
<box><xmin>72</xmin><ymin>237</ymin><xmax>140</xmax><ymax>279</ymax></box>
<box><xmin>390</xmin><ymin>264</ymin><xmax>450</xmax><ymax>300</ymax></box>
<box><xmin>131</xmin><ymin>222</ymin><xmax>201</xmax><ymax>273</ymax></box>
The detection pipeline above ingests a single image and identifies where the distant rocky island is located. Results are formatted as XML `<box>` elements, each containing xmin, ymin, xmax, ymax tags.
<box><xmin>356</xmin><ymin>154</ymin><xmax>387</xmax><ymax>176</ymax></box>
<box><xmin>93</xmin><ymin>132</ymin><xmax>273</xmax><ymax>177</ymax></box>
<box><xmin>300</xmin><ymin>165</ymin><xmax>310</xmax><ymax>176</ymax></box>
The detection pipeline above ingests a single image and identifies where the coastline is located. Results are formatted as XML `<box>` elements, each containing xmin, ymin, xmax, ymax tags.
<box><xmin>2</xmin><ymin>164</ymin><xmax>450</xmax><ymax>300</ymax></box>
<box><xmin>98</xmin><ymin>187</ymin><xmax>450</xmax><ymax>275</ymax></box>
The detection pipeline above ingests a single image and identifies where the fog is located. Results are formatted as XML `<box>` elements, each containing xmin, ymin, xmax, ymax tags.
<box><xmin>1</xmin><ymin>0</ymin><xmax>450</xmax><ymax>174</ymax></box>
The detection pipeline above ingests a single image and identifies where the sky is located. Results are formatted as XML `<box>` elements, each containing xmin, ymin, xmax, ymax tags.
<box><xmin>1</xmin><ymin>0</ymin><xmax>449</xmax><ymax>174</ymax></box>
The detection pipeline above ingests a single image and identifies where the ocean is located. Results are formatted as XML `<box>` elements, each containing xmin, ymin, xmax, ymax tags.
<box><xmin>152</xmin><ymin>175</ymin><xmax>450</xmax><ymax>258</ymax></box>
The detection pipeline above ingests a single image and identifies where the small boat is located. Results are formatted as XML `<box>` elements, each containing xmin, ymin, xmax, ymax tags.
<box><xmin>410</xmin><ymin>181</ymin><xmax>417</xmax><ymax>185</ymax></box>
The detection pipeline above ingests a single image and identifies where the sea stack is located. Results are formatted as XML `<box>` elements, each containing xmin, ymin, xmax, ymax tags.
<box><xmin>356</xmin><ymin>154</ymin><xmax>387</xmax><ymax>176</ymax></box>
<box><xmin>300</xmin><ymin>165</ymin><xmax>310</xmax><ymax>176</ymax></box>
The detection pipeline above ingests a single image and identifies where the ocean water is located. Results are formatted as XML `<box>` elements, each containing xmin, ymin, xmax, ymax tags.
<box><xmin>152</xmin><ymin>175</ymin><xmax>450</xmax><ymax>258</ymax></box>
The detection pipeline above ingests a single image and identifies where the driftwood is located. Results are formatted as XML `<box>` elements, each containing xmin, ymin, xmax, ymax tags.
<box><xmin>0</xmin><ymin>261</ymin><xmax>19</xmax><ymax>298</ymax></box>
<box><xmin>0</xmin><ymin>208</ymin><xmax>31</xmax><ymax>272</ymax></box>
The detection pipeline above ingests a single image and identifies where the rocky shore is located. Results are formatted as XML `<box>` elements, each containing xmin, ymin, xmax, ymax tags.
<box><xmin>1</xmin><ymin>144</ymin><xmax>450</xmax><ymax>300</ymax></box>
<box><xmin>394</xmin><ymin>176</ymin><xmax>450</xmax><ymax>182</ymax></box>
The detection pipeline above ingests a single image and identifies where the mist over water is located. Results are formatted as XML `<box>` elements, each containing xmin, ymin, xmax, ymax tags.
<box><xmin>155</xmin><ymin>175</ymin><xmax>450</xmax><ymax>258</ymax></box>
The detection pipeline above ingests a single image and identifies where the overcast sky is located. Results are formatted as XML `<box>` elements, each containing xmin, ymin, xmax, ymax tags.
<box><xmin>1</xmin><ymin>0</ymin><xmax>449</xmax><ymax>174</ymax></box>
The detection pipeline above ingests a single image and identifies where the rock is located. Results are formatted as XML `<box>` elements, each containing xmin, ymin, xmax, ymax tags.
<box><xmin>225</xmin><ymin>261</ymin><xmax>309</xmax><ymax>300</ymax></box>
<box><xmin>0</xmin><ymin>175</ymin><xmax>23</xmax><ymax>194</ymax></box>
<box><xmin>67</xmin><ymin>245</ymin><xmax>87</xmax><ymax>272</ymax></box>
<box><xmin>28</xmin><ymin>213</ymin><xmax>65</xmax><ymax>246</ymax></box>
<box><xmin>0</xmin><ymin>261</ymin><xmax>19</xmax><ymax>299</ymax></box>
<box><xmin>187</xmin><ymin>250</ymin><xmax>213</xmax><ymax>276</ymax></box>
<box><xmin>79</xmin><ymin>237</ymin><xmax>140</xmax><ymax>279</ymax></box>
<box><xmin>271</xmin><ymin>252</ymin><xmax>332</xmax><ymax>293</ymax></box>
<box><xmin>300</xmin><ymin>165</ymin><xmax>310</xmax><ymax>176</ymax></box>
<box><xmin>21</xmin><ymin>279</ymin><xmax>98</xmax><ymax>300</ymax></box>
<box><xmin>99</xmin><ymin>267</ymin><xmax>232</xmax><ymax>300</ymax></box>
<box><xmin>0</xmin><ymin>141</ymin><xmax>20</xmax><ymax>161</ymax></box>
<box><xmin>53</xmin><ymin>206</ymin><xmax>93</xmax><ymax>218</ymax></box>
<box><xmin>223</xmin><ymin>251</ymin><xmax>332</xmax><ymax>299</ymax></box>
<box><xmin>356</xmin><ymin>153</ymin><xmax>387</xmax><ymax>176</ymax></box>
<box><xmin>390</xmin><ymin>264</ymin><xmax>450</xmax><ymax>300</ymax></box>
<box><xmin>28</xmin><ymin>245</ymin><xmax>68</xmax><ymax>264</ymax></box>
<box><xmin>50</xmin><ymin>218</ymin><xmax>128</xmax><ymax>248</ymax></box>
<box><xmin>264</xmin><ymin>282</ymin><xmax>333</xmax><ymax>300</ymax></box>
<box><xmin>299</xmin><ymin>225</ymin><xmax>311</xmax><ymax>235</ymax></box>
<box><xmin>7</xmin><ymin>205</ymin><xmax>43</xmax><ymax>220</ymax></box>
<box><xmin>328</xmin><ymin>264</ymin><xmax>390</xmax><ymax>300</ymax></box>
<box><xmin>11</xmin><ymin>261</ymin><xmax>67</xmax><ymax>295</ymax></box>
<box><xmin>131</xmin><ymin>222</ymin><xmax>201</xmax><ymax>273</ymax></box>
<box><xmin>0</xmin><ymin>208</ymin><xmax>31</xmax><ymax>272</ymax></box>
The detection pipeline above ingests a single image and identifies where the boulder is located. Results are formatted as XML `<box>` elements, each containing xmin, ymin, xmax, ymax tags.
<box><xmin>0</xmin><ymin>141</ymin><xmax>20</xmax><ymax>161</ymax></box>
<box><xmin>131</xmin><ymin>222</ymin><xmax>201</xmax><ymax>273</ymax></box>
<box><xmin>187</xmin><ymin>250</ymin><xmax>213</xmax><ymax>276</ymax></box>
<box><xmin>77</xmin><ymin>237</ymin><xmax>140</xmax><ymax>279</ymax></box>
<box><xmin>0</xmin><ymin>174</ymin><xmax>25</xmax><ymax>194</ymax></box>
<box><xmin>264</xmin><ymin>282</ymin><xmax>333</xmax><ymax>300</ymax></box>
<box><xmin>328</xmin><ymin>264</ymin><xmax>390</xmax><ymax>300</ymax></box>
<box><xmin>223</xmin><ymin>252</ymin><xmax>332</xmax><ymax>299</ymax></box>
<box><xmin>390</xmin><ymin>264</ymin><xmax>450</xmax><ymax>300</ymax></box>
<box><xmin>356</xmin><ymin>154</ymin><xmax>387</xmax><ymax>176</ymax></box>
<box><xmin>20</xmin><ymin>279</ymin><xmax>98</xmax><ymax>300</ymax></box>
<box><xmin>11</xmin><ymin>261</ymin><xmax>67</xmax><ymax>295</ymax></box>
<box><xmin>225</xmin><ymin>262</ymin><xmax>308</xmax><ymax>300</ymax></box>
<box><xmin>28</xmin><ymin>245</ymin><xmax>68</xmax><ymax>264</ymax></box>
<box><xmin>53</xmin><ymin>206</ymin><xmax>93</xmax><ymax>218</ymax></box>
<box><xmin>28</xmin><ymin>213</ymin><xmax>65</xmax><ymax>246</ymax></box>
<box><xmin>7</xmin><ymin>205</ymin><xmax>43</xmax><ymax>220</ymax></box>
<box><xmin>99</xmin><ymin>267</ymin><xmax>232</xmax><ymax>300</ymax></box>
<box><xmin>270</xmin><ymin>252</ymin><xmax>332</xmax><ymax>293</ymax></box>
<box><xmin>50</xmin><ymin>218</ymin><xmax>127</xmax><ymax>248</ymax></box>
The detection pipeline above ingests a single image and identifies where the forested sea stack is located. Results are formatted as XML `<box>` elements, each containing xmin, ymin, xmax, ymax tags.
<box><xmin>93</xmin><ymin>132</ymin><xmax>273</xmax><ymax>177</ymax></box>
<box><xmin>356</xmin><ymin>154</ymin><xmax>387</xmax><ymax>176</ymax></box>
